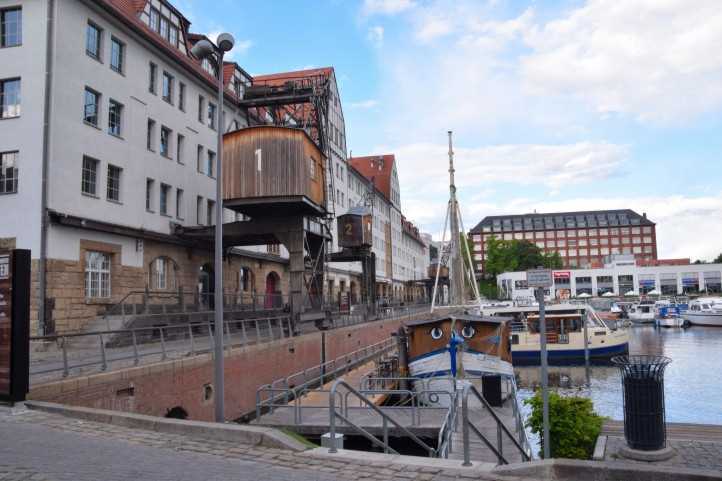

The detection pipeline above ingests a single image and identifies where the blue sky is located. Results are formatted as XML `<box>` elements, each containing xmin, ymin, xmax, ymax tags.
<box><xmin>178</xmin><ymin>0</ymin><xmax>722</xmax><ymax>261</ymax></box>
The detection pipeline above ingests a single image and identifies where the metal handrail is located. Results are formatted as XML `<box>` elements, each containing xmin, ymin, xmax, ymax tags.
<box><xmin>461</xmin><ymin>384</ymin><xmax>531</xmax><ymax>466</ymax></box>
<box><xmin>437</xmin><ymin>390</ymin><xmax>458</xmax><ymax>458</ymax></box>
<box><xmin>255</xmin><ymin>338</ymin><xmax>396</xmax><ymax>416</ymax></box>
<box><xmin>329</xmin><ymin>379</ymin><xmax>437</xmax><ymax>457</ymax></box>
<box><xmin>31</xmin><ymin>315</ymin><xmax>292</xmax><ymax>378</ymax></box>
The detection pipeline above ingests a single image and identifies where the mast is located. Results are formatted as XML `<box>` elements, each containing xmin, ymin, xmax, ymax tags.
<box><xmin>448</xmin><ymin>131</ymin><xmax>464</xmax><ymax>305</ymax></box>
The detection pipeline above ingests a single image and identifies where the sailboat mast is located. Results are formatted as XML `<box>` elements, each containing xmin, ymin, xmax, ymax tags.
<box><xmin>448</xmin><ymin>131</ymin><xmax>464</xmax><ymax>305</ymax></box>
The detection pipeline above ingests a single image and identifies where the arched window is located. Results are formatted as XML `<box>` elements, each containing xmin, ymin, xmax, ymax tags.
<box><xmin>149</xmin><ymin>256</ymin><xmax>178</xmax><ymax>290</ymax></box>
<box><xmin>239</xmin><ymin>266</ymin><xmax>255</xmax><ymax>292</ymax></box>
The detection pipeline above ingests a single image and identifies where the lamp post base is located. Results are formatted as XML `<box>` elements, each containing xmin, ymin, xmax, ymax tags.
<box><xmin>618</xmin><ymin>445</ymin><xmax>676</xmax><ymax>462</ymax></box>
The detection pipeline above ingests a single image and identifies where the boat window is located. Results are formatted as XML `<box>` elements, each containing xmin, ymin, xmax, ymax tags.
<box><xmin>702</xmin><ymin>304</ymin><xmax>710</xmax><ymax>310</ymax></box>
<box><xmin>430</xmin><ymin>327</ymin><xmax>444</xmax><ymax>340</ymax></box>
<box><xmin>461</xmin><ymin>325</ymin><xmax>475</xmax><ymax>338</ymax></box>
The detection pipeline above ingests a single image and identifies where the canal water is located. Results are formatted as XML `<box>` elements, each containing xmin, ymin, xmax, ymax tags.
<box><xmin>516</xmin><ymin>325</ymin><xmax>722</xmax><ymax>425</ymax></box>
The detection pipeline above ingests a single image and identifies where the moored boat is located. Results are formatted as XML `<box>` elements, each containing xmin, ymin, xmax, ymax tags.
<box><xmin>684</xmin><ymin>298</ymin><xmax>722</xmax><ymax>326</ymax></box>
<box><xmin>405</xmin><ymin>313</ymin><xmax>515</xmax><ymax>407</ymax></box>
<box><xmin>627</xmin><ymin>300</ymin><xmax>656</xmax><ymax>324</ymax></box>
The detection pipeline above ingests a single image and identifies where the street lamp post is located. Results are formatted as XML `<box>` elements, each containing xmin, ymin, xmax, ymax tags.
<box><xmin>191</xmin><ymin>33</ymin><xmax>235</xmax><ymax>423</ymax></box>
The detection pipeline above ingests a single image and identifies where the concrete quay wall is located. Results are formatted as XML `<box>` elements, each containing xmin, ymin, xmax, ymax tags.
<box><xmin>27</xmin><ymin>318</ymin><xmax>402</xmax><ymax>422</ymax></box>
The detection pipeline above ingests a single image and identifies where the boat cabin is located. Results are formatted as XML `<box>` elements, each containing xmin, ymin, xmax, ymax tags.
<box><xmin>405</xmin><ymin>314</ymin><xmax>512</xmax><ymax>364</ymax></box>
<box><xmin>222</xmin><ymin>126</ymin><xmax>327</xmax><ymax>217</ymax></box>
<box><xmin>524</xmin><ymin>313</ymin><xmax>584</xmax><ymax>344</ymax></box>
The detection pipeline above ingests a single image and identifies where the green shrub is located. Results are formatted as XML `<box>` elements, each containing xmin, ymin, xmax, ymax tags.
<box><xmin>478</xmin><ymin>279</ymin><xmax>498</xmax><ymax>299</ymax></box>
<box><xmin>524</xmin><ymin>391</ymin><xmax>604</xmax><ymax>459</ymax></box>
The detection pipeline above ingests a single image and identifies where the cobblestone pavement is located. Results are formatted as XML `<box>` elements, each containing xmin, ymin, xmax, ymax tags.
<box><xmin>605</xmin><ymin>435</ymin><xmax>722</xmax><ymax>472</ymax></box>
<box><xmin>0</xmin><ymin>408</ymin><xmax>501</xmax><ymax>481</ymax></box>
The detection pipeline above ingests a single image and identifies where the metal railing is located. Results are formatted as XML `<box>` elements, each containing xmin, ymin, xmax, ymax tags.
<box><xmin>329</xmin><ymin>379</ymin><xmax>438</xmax><ymax>457</ymax></box>
<box><xmin>255</xmin><ymin>337</ymin><xmax>396</xmax><ymax>419</ymax></box>
<box><xmin>30</xmin><ymin>315</ymin><xmax>292</xmax><ymax>378</ymax></box>
<box><xmin>461</xmin><ymin>383</ymin><xmax>532</xmax><ymax>466</ymax></box>
<box><xmin>100</xmin><ymin>288</ymin><xmax>289</xmax><ymax>331</ymax></box>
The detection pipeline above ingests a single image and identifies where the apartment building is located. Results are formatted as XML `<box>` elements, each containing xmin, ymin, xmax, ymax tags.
<box><xmin>347</xmin><ymin>155</ymin><xmax>428</xmax><ymax>302</ymax></box>
<box><xmin>469</xmin><ymin>210</ymin><xmax>658</xmax><ymax>276</ymax></box>
<box><xmin>0</xmin><ymin>0</ymin><xmax>288</xmax><ymax>334</ymax></box>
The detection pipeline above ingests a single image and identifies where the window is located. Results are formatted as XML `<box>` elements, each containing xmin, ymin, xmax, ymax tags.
<box><xmin>177</xmin><ymin>134</ymin><xmax>185</xmax><ymax>164</ymax></box>
<box><xmin>146</xmin><ymin>178</ymin><xmax>154</xmax><ymax>211</ymax></box>
<box><xmin>154</xmin><ymin>257</ymin><xmax>167</xmax><ymax>289</ymax></box>
<box><xmin>160</xmin><ymin>183</ymin><xmax>170</xmax><ymax>215</ymax></box>
<box><xmin>110</xmin><ymin>37</ymin><xmax>124</xmax><ymax>73</ymax></box>
<box><xmin>149</xmin><ymin>7</ymin><xmax>159</xmax><ymax>31</ymax></box>
<box><xmin>86</xmin><ymin>22</ymin><xmax>101</xmax><ymax>59</ymax></box>
<box><xmin>108</xmin><ymin>99</ymin><xmax>122</xmax><ymax>136</ymax></box>
<box><xmin>0</xmin><ymin>78</ymin><xmax>20</xmax><ymax>118</ymax></box>
<box><xmin>1</xmin><ymin>7</ymin><xmax>22</xmax><ymax>47</ymax></box>
<box><xmin>147</xmin><ymin>118</ymin><xmax>156</xmax><ymax>150</ymax></box>
<box><xmin>162</xmin><ymin>72</ymin><xmax>173</xmax><ymax>103</ymax></box>
<box><xmin>176</xmin><ymin>188</ymin><xmax>184</xmax><ymax>219</ymax></box>
<box><xmin>178</xmin><ymin>82</ymin><xmax>186</xmax><ymax>111</ymax></box>
<box><xmin>207</xmin><ymin>102</ymin><xmax>217</xmax><ymax>129</ymax></box>
<box><xmin>106</xmin><ymin>164</ymin><xmax>121</xmax><ymax>202</ymax></box>
<box><xmin>197</xmin><ymin>145</ymin><xmax>204</xmax><ymax>173</ymax></box>
<box><xmin>85</xmin><ymin>251</ymin><xmax>110</xmax><ymax>298</ymax></box>
<box><xmin>0</xmin><ymin>151</ymin><xmax>18</xmax><ymax>194</ymax></box>
<box><xmin>196</xmin><ymin>196</ymin><xmax>203</xmax><ymax>225</ymax></box>
<box><xmin>149</xmin><ymin>62</ymin><xmax>157</xmax><ymax>93</ymax></box>
<box><xmin>81</xmin><ymin>156</ymin><xmax>99</xmax><ymax>196</ymax></box>
<box><xmin>198</xmin><ymin>95</ymin><xmax>204</xmax><ymax>122</ymax></box>
<box><xmin>206</xmin><ymin>200</ymin><xmax>215</xmax><ymax>226</ymax></box>
<box><xmin>207</xmin><ymin>150</ymin><xmax>215</xmax><ymax>177</ymax></box>
<box><xmin>83</xmin><ymin>88</ymin><xmax>100</xmax><ymax>125</ymax></box>
<box><xmin>160</xmin><ymin>126</ymin><xmax>171</xmax><ymax>157</ymax></box>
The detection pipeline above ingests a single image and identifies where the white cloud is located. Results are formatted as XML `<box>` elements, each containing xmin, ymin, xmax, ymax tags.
<box><xmin>206</xmin><ymin>31</ymin><xmax>253</xmax><ymax>60</ymax></box>
<box><xmin>362</xmin><ymin>0</ymin><xmax>415</xmax><ymax>16</ymax></box>
<box><xmin>520</xmin><ymin>0</ymin><xmax>722</xmax><ymax>122</ymax></box>
<box><xmin>349</xmin><ymin>99</ymin><xmax>379</xmax><ymax>109</ymax></box>
<box><xmin>367</xmin><ymin>25</ymin><xmax>385</xmax><ymax>47</ymax></box>
<box><xmin>392</xmin><ymin>141</ymin><xmax>627</xmax><ymax>231</ymax></box>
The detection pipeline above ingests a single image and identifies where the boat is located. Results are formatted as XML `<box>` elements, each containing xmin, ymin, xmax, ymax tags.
<box><xmin>683</xmin><ymin>298</ymin><xmax>722</xmax><ymax>326</ymax></box>
<box><xmin>405</xmin><ymin>313</ymin><xmax>515</xmax><ymax>407</ymax></box>
<box><xmin>654</xmin><ymin>300</ymin><xmax>688</xmax><ymax>328</ymax></box>
<box><xmin>627</xmin><ymin>300</ymin><xmax>656</xmax><ymax>324</ymax></box>
<box><xmin>404</xmin><ymin>131</ymin><xmax>517</xmax><ymax>408</ymax></box>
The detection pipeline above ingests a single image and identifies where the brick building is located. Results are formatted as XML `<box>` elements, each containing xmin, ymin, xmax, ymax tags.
<box><xmin>469</xmin><ymin>210</ymin><xmax>658</xmax><ymax>276</ymax></box>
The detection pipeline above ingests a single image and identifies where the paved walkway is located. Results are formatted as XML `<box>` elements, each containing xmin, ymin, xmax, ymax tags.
<box><xmin>601</xmin><ymin>420</ymin><xmax>722</xmax><ymax>472</ymax></box>
<box><xmin>0</xmin><ymin>408</ymin><xmax>507</xmax><ymax>481</ymax></box>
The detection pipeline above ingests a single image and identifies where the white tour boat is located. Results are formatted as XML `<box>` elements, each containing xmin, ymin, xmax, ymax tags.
<box><xmin>627</xmin><ymin>300</ymin><xmax>656</xmax><ymax>324</ymax></box>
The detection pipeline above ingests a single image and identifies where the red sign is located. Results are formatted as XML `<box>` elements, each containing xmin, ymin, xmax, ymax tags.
<box><xmin>553</xmin><ymin>271</ymin><xmax>571</xmax><ymax>280</ymax></box>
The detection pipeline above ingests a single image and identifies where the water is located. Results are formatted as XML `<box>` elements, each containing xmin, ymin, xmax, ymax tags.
<box><xmin>516</xmin><ymin>325</ymin><xmax>722</xmax><ymax>425</ymax></box>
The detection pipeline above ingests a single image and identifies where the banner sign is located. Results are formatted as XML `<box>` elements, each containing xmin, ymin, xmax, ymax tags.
<box><xmin>553</xmin><ymin>271</ymin><xmax>571</xmax><ymax>280</ymax></box>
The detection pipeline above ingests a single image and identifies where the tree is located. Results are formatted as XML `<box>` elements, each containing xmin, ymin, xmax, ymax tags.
<box><xmin>715</xmin><ymin>253</ymin><xmax>722</xmax><ymax>264</ymax></box>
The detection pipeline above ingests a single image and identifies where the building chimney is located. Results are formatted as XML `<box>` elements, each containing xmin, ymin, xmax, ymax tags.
<box><xmin>643</xmin><ymin>212</ymin><xmax>647</xmax><ymax>218</ymax></box>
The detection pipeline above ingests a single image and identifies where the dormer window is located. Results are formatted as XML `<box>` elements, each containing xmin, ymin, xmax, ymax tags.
<box><xmin>143</xmin><ymin>2</ymin><xmax>183</xmax><ymax>50</ymax></box>
<box><xmin>202</xmin><ymin>57</ymin><xmax>218</xmax><ymax>78</ymax></box>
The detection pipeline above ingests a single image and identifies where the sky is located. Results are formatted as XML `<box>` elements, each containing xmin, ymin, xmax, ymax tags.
<box><xmin>177</xmin><ymin>0</ymin><xmax>722</xmax><ymax>262</ymax></box>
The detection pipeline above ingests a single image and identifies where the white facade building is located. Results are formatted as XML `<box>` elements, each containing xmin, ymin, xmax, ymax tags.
<box><xmin>0</xmin><ymin>0</ymin><xmax>290</xmax><ymax>333</ymax></box>
<box><xmin>498</xmin><ymin>258</ymin><xmax>722</xmax><ymax>301</ymax></box>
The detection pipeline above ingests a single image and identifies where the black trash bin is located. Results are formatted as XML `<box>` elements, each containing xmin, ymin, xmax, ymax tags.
<box><xmin>611</xmin><ymin>355</ymin><xmax>671</xmax><ymax>451</ymax></box>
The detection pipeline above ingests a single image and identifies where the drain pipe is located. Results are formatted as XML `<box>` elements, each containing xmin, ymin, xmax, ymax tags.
<box><xmin>396</xmin><ymin>326</ymin><xmax>409</xmax><ymax>392</ymax></box>
<box><xmin>38</xmin><ymin>0</ymin><xmax>56</xmax><ymax>335</ymax></box>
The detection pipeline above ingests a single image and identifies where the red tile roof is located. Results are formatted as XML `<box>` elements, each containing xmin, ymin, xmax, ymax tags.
<box><xmin>101</xmin><ymin>0</ymin><xmax>242</xmax><ymax>101</ymax></box>
<box><xmin>349</xmin><ymin>155</ymin><xmax>396</xmax><ymax>202</ymax></box>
